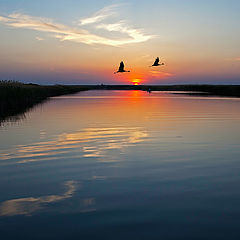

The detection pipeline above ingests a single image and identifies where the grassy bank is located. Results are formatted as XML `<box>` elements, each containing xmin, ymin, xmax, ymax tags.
<box><xmin>0</xmin><ymin>81</ymin><xmax>89</xmax><ymax>122</ymax></box>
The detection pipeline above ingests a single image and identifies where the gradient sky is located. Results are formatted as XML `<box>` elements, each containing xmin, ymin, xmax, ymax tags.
<box><xmin>0</xmin><ymin>0</ymin><xmax>240</xmax><ymax>85</ymax></box>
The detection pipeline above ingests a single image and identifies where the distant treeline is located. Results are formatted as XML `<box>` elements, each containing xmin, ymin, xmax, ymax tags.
<box><xmin>98</xmin><ymin>84</ymin><xmax>240</xmax><ymax>97</ymax></box>
<box><xmin>1</xmin><ymin>81</ymin><xmax>240</xmax><ymax>124</ymax></box>
<box><xmin>0</xmin><ymin>81</ymin><xmax>89</xmax><ymax>123</ymax></box>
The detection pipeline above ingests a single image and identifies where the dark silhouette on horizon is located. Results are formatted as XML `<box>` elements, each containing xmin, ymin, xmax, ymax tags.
<box><xmin>147</xmin><ymin>87</ymin><xmax>151</xmax><ymax>93</ymax></box>
<box><xmin>151</xmin><ymin>57</ymin><xmax>164</xmax><ymax>67</ymax></box>
<box><xmin>114</xmin><ymin>61</ymin><xmax>130</xmax><ymax>74</ymax></box>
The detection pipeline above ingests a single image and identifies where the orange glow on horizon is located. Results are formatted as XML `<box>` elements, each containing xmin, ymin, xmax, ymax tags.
<box><xmin>132</xmin><ymin>79</ymin><xmax>141</xmax><ymax>85</ymax></box>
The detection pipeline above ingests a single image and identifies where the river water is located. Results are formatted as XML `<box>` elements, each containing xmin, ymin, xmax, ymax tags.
<box><xmin>1</xmin><ymin>90</ymin><xmax>240</xmax><ymax>239</ymax></box>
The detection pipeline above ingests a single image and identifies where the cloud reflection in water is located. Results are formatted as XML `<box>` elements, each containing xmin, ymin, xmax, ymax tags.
<box><xmin>0</xmin><ymin>181</ymin><xmax>77</xmax><ymax>216</ymax></box>
<box><xmin>0</xmin><ymin>127</ymin><xmax>148</xmax><ymax>164</ymax></box>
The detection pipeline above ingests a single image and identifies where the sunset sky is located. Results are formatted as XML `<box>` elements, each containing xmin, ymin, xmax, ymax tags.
<box><xmin>0</xmin><ymin>0</ymin><xmax>240</xmax><ymax>85</ymax></box>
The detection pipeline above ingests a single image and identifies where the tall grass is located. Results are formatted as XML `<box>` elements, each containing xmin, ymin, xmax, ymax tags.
<box><xmin>0</xmin><ymin>80</ymin><xmax>89</xmax><ymax>122</ymax></box>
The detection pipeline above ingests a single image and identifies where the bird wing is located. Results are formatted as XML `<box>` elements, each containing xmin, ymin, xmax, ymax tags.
<box><xmin>119</xmin><ymin>61</ymin><xmax>124</xmax><ymax>71</ymax></box>
<box><xmin>153</xmin><ymin>57</ymin><xmax>159</xmax><ymax>65</ymax></box>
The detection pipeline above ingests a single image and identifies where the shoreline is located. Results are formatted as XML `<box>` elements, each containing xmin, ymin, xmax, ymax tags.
<box><xmin>0</xmin><ymin>81</ymin><xmax>90</xmax><ymax>124</ymax></box>
<box><xmin>1</xmin><ymin>82</ymin><xmax>240</xmax><ymax>123</ymax></box>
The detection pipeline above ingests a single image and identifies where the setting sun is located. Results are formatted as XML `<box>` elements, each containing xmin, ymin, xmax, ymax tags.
<box><xmin>132</xmin><ymin>79</ymin><xmax>141</xmax><ymax>85</ymax></box>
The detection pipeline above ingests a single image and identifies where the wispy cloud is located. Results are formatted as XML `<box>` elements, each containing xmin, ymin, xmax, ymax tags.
<box><xmin>36</xmin><ymin>36</ymin><xmax>44</xmax><ymax>41</ymax></box>
<box><xmin>97</xmin><ymin>21</ymin><xmax>153</xmax><ymax>44</ymax></box>
<box><xmin>231</xmin><ymin>57</ymin><xmax>240</xmax><ymax>62</ymax></box>
<box><xmin>0</xmin><ymin>5</ymin><xmax>154</xmax><ymax>46</ymax></box>
<box><xmin>79</xmin><ymin>4</ymin><xmax>119</xmax><ymax>25</ymax></box>
<box><xmin>225</xmin><ymin>57</ymin><xmax>240</xmax><ymax>62</ymax></box>
<box><xmin>150</xmin><ymin>70</ymin><xmax>174</xmax><ymax>77</ymax></box>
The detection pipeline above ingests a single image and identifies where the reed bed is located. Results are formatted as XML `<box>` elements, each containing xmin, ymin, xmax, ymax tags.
<box><xmin>0</xmin><ymin>80</ymin><xmax>89</xmax><ymax>122</ymax></box>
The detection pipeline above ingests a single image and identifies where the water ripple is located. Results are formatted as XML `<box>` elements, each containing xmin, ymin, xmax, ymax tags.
<box><xmin>0</xmin><ymin>127</ymin><xmax>148</xmax><ymax>164</ymax></box>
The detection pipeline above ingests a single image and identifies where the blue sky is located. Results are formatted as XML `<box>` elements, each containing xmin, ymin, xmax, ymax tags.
<box><xmin>0</xmin><ymin>0</ymin><xmax>240</xmax><ymax>84</ymax></box>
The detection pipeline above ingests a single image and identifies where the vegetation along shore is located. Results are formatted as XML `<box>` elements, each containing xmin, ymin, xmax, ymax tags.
<box><xmin>0</xmin><ymin>81</ymin><xmax>90</xmax><ymax>123</ymax></box>
<box><xmin>1</xmin><ymin>80</ymin><xmax>240</xmax><ymax>124</ymax></box>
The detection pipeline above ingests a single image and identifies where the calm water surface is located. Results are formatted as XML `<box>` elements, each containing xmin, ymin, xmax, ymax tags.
<box><xmin>1</xmin><ymin>90</ymin><xmax>240</xmax><ymax>239</ymax></box>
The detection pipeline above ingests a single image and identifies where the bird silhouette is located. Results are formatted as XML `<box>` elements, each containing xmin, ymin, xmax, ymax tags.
<box><xmin>151</xmin><ymin>57</ymin><xmax>164</xmax><ymax>67</ymax></box>
<box><xmin>114</xmin><ymin>61</ymin><xmax>130</xmax><ymax>74</ymax></box>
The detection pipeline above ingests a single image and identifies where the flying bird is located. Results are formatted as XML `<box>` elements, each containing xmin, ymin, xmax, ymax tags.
<box><xmin>114</xmin><ymin>61</ymin><xmax>130</xmax><ymax>74</ymax></box>
<box><xmin>151</xmin><ymin>57</ymin><xmax>164</xmax><ymax>67</ymax></box>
